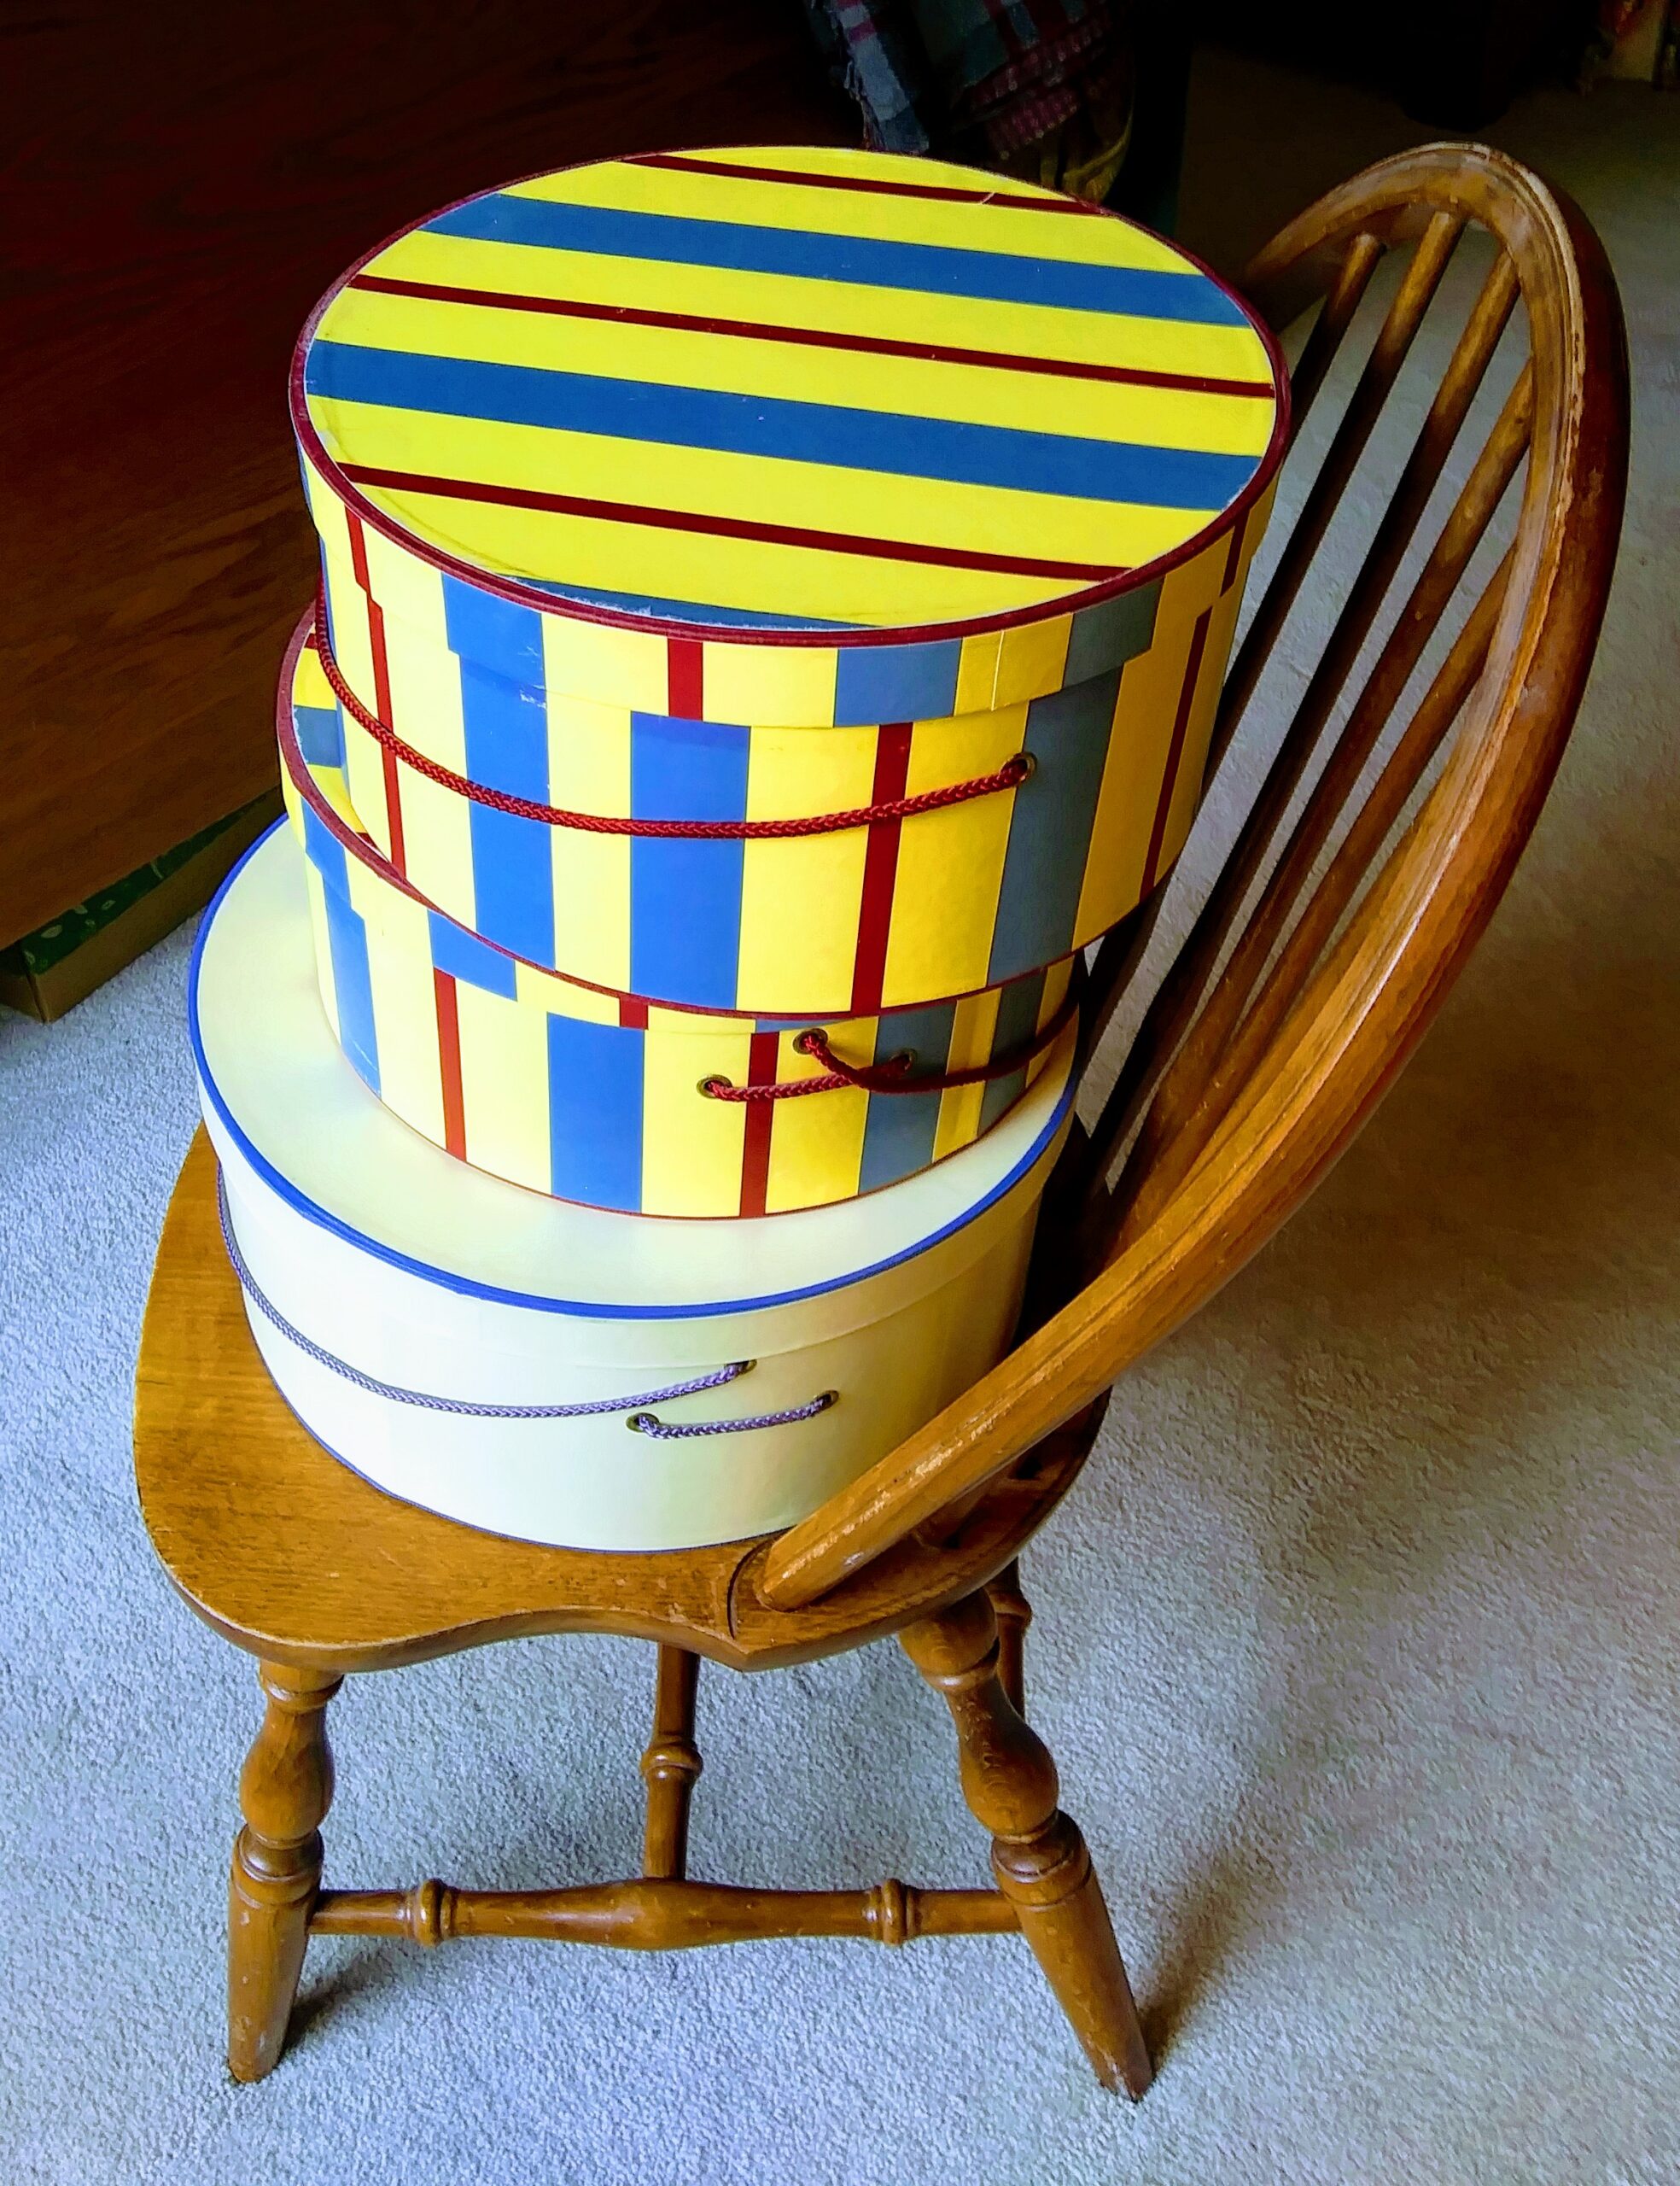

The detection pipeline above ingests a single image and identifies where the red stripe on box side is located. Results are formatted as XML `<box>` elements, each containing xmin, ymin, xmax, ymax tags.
<box><xmin>849</xmin><ymin>722</ymin><xmax>914</xmax><ymax>1016</ymax></box>
<box><xmin>1140</xmin><ymin>606</ymin><xmax>1212</xmax><ymax>897</ymax></box>
<box><xmin>345</xmin><ymin>511</ymin><xmax>407</xmax><ymax>874</ymax></box>
<box><xmin>666</xmin><ymin>638</ymin><xmax>705</xmax><ymax>719</ymax></box>
<box><xmin>737</xmin><ymin>1029</ymin><xmax>784</xmax><ymax>1217</ymax></box>
<box><xmin>433</xmin><ymin>968</ymin><xmax>467</xmax><ymax>1159</ymax></box>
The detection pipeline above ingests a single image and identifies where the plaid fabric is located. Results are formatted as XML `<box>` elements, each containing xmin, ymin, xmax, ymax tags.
<box><xmin>802</xmin><ymin>0</ymin><xmax>1134</xmax><ymax>172</ymax></box>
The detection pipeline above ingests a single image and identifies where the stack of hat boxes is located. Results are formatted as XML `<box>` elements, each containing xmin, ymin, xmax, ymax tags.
<box><xmin>192</xmin><ymin>145</ymin><xmax>1283</xmax><ymax>1552</ymax></box>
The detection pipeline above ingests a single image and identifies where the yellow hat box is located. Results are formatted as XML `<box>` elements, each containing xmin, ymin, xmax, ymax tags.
<box><xmin>281</xmin><ymin>614</ymin><xmax>1078</xmax><ymax>1219</ymax></box>
<box><xmin>191</xmin><ymin>819</ymin><xmax>1078</xmax><ymax>1552</ymax></box>
<box><xmin>293</xmin><ymin>144</ymin><xmax>1285</xmax><ymax>1016</ymax></box>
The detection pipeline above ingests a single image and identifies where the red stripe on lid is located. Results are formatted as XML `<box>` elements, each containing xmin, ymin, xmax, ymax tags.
<box><xmin>338</xmin><ymin>463</ymin><xmax>1120</xmax><ymax>586</ymax></box>
<box><xmin>628</xmin><ymin>151</ymin><xmax>1106</xmax><ymax>216</ymax></box>
<box><xmin>345</xmin><ymin>273</ymin><xmax>1274</xmax><ymax>399</ymax></box>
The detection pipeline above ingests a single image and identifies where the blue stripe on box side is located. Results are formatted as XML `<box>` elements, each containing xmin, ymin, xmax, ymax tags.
<box><xmin>628</xmin><ymin>713</ymin><xmax>748</xmax><ymax>1009</ymax></box>
<box><xmin>295</xmin><ymin>704</ymin><xmax>346</xmax><ymax>769</ymax></box>
<box><xmin>299</xmin><ymin>798</ymin><xmax>350</xmax><ymax>897</ymax></box>
<box><xmin>978</xmin><ymin>967</ymin><xmax>1047</xmax><ymax>1135</ymax></box>
<box><xmin>856</xmin><ymin>1002</ymin><xmax>954</xmax><ymax>1193</ymax></box>
<box><xmin>320</xmin><ymin>874</ymin><xmax>381</xmax><ymax>1096</ymax></box>
<box><xmin>440</xmin><ymin>570</ymin><xmax>546</xmax><ymax>680</ymax></box>
<box><xmin>184</xmin><ymin>823</ymin><xmax>1082</xmax><ymax>1321</ymax></box>
<box><xmin>424</xmin><ymin>196</ymin><xmax>1252</xmax><ymax>326</ymax></box>
<box><xmin>1065</xmin><ymin>576</ymin><xmax>1161</xmax><ymax>687</ymax></box>
<box><xmin>986</xmin><ymin>667</ymin><xmax>1123</xmax><ymax>985</ymax></box>
<box><xmin>546</xmin><ymin>1014</ymin><xmax>645</xmax><ymax>1211</ymax></box>
<box><xmin>427</xmin><ymin>909</ymin><xmax>519</xmax><ymax>998</ymax></box>
<box><xmin>833</xmin><ymin>637</ymin><xmax>963</xmax><ymax>727</ymax></box>
<box><xmin>444</xmin><ymin>582</ymin><xmax>557</xmax><ymax>968</ymax></box>
<box><xmin>305</xmin><ymin>342</ymin><xmax>1258</xmax><ymax>513</ymax></box>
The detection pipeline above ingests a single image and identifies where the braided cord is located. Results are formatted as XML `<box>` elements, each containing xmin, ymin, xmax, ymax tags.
<box><xmin>312</xmin><ymin>599</ymin><xmax>1030</xmax><ymax>840</ymax></box>
<box><xmin>701</xmin><ymin>966</ymin><xmax>1084</xmax><ymax>1102</ymax></box>
<box><xmin>218</xmin><ymin>1174</ymin><xmax>837</xmax><ymax>1437</ymax></box>
<box><xmin>217</xmin><ymin>1174</ymin><xmax>747</xmax><ymax>1419</ymax></box>
<box><xmin>627</xmin><ymin>1391</ymin><xmax>837</xmax><ymax>1438</ymax></box>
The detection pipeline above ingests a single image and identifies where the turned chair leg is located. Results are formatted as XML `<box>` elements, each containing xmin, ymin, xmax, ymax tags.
<box><xmin>228</xmin><ymin>1661</ymin><xmax>341</xmax><ymax>2083</ymax></box>
<box><xmin>986</xmin><ymin>1559</ymin><xmax>1031</xmax><ymax>1716</ymax></box>
<box><xmin>901</xmin><ymin>1592</ymin><xmax>1152</xmax><ymax>2100</ymax></box>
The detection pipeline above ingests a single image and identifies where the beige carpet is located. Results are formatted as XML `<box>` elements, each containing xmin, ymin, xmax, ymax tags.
<box><xmin>1</xmin><ymin>50</ymin><xmax>1675</xmax><ymax>2186</ymax></box>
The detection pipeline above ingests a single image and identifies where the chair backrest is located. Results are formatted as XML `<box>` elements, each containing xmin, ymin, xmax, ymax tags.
<box><xmin>758</xmin><ymin>142</ymin><xmax>1630</xmax><ymax>1614</ymax></box>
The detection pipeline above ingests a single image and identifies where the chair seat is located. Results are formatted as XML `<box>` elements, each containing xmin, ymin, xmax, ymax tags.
<box><xmin>135</xmin><ymin>1132</ymin><xmax>1096</xmax><ymax>1675</ymax></box>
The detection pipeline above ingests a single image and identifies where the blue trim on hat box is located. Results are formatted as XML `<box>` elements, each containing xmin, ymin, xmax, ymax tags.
<box><xmin>189</xmin><ymin>824</ymin><xmax>1073</xmax><ymax>1322</ymax></box>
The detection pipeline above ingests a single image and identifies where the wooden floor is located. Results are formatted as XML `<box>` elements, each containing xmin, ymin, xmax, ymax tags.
<box><xmin>4</xmin><ymin>0</ymin><xmax>849</xmax><ymax>947</ymax></box>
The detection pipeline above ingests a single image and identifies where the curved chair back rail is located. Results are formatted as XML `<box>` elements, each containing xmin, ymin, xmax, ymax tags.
<box><xmin>756</xmin><ymin>143</ymin><xmax>1629</xmax><ymax>1613</ymax></box>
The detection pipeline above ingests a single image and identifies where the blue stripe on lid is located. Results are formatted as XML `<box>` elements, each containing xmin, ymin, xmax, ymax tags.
<box><xmin>1065</xmin><ymin>575</ymin><xmax>1161</xmax><ymax>687</ymax></box>
<box><xmin>305</xmin><ymin>340</ymin><xmax>1257</xmax><ymax>514</ymax></box>
<box><xmin>423</xmin><ymin>193</ymin><xmax>1251</xmax><ymax>327</ymax></box>
<box><xmin>524</xmin><ymin>576</ymin><xmax>858</xmax><ymax>631</ymax></box>
<box><xmin>299</xmin><ymin>798</ymin><xmax>350</xmax><ymax>896</ymax></box>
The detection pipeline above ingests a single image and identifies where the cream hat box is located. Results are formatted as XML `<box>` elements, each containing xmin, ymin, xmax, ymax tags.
<box><xmin>191</xmin><ymin>821</ymin><xmax>1076</xmax><ymax>1552</ymax></box>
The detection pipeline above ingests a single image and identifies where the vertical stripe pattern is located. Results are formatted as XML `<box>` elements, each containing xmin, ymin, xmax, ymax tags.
<box><xmin>318</xmin><ymin>505</ymin><xmax>1251</xmax><ymax>1015</ymax></box>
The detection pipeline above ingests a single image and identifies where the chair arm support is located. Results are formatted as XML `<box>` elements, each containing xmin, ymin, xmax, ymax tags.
<box><xmin>757</xmin><ymin>790</ymin><xmax>1502</xmax><ymax>1611</ymax></box>
<box><xmin>759</xmin><ymin>869</ymin><xmax>1425</xmax><ymax>1612</ymax></box>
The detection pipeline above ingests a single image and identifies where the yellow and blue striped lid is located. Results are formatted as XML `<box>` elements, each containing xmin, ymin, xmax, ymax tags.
<box><xmin>295</xmin><ymin>146</ymin><xmax>1284</xmax><ymax>725</ymax></box>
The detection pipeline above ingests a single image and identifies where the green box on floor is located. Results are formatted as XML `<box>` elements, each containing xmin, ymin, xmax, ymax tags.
<box><xmin>0</xmin><ymin>793</ymin><xmax>282</xmax><ymax>1024</ymax></box>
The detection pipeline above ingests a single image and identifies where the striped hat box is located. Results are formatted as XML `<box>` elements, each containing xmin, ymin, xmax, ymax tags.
<box><xmin>281</xmin><ymin>616</ymin><xmax>1078</xmax><ymax>1219</ymax></box>
<box><xmin>195</xmin><ymin>819</ymin><xmax>1078</xmax><ymax>1552</ymax></box>
<box><xmin>310</xmin><ymin>482</ymin><xmax>1270</xmax><ymax>1019</ymax></box>
<box><xmin>293</xmin><ymin>144</ymin><xmax>1285</xmax><ymax>1015</ymax></box>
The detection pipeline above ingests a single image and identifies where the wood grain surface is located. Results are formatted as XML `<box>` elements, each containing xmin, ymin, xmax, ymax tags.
<box><xmin>4</xmin><ymin>0</ymin><xmax>848</xmax><ymax>946</ymax></box>
<box><xmin>133</xmin><ymin>1134</ymin><xmax>1098</xmax><ymax>1675</ymax></box>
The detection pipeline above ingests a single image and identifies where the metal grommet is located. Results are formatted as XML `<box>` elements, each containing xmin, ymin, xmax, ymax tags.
<box><xmin>626</xmin><ymin>1412</ymin><xmax>655</xmax><ymax>1434</ymax></box>
<box><xmin>1012</xmin><ymin>750</ymin><xmax>1038</xmax><ymax>782</ymax></box>
<box><xmin>697</xmin><ymin>1075</ymin><xmax>729</xmax><ymax>1098</ymax></box>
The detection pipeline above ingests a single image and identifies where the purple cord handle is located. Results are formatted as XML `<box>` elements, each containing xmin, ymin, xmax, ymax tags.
<box><xmin>219</xmin><ymin>1169</ymin><xmax>838</xmax><ymax>1436</ymax></box>
<box><xmin>626</xmin><ymin>1390</ymin><xmax>837</xmax><ymax>1438</ymax></box>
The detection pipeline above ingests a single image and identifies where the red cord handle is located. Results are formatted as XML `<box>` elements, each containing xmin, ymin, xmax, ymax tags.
<box><xmin>699</xmin><ymin>972</ymin><xmax>1082</xmax><ymax>1102</ymax></box>
<box><xmin>312</xmin><ymin>601</ymin><xmax>1033</xmax><ymax>839</ymax></box>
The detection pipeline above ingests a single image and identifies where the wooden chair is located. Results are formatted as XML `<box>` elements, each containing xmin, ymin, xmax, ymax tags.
<box><xmin>134</xmin><ymin>144</ymin><xmax>1627</xmax><ymax>2097</ymax></box>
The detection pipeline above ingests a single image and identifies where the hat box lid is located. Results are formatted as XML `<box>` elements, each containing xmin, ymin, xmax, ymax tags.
<box><xmin>293</xmin><ymin>143</ymin><xmax>1286</xmax><ymax>727</ymax></box>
